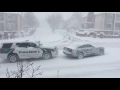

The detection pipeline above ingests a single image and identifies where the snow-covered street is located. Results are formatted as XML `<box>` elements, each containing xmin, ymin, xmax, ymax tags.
<box><xmin>0</xmin><ymin>48</ymin><xmax>120</xmax><ymax>78</ymax></box>
<box><xmin>0</xmin><ymin>28</ymin><xmax>120</xmax><ymax>78</ymax></box>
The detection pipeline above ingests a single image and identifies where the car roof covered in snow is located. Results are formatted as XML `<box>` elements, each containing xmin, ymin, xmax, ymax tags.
<box><xmin>66</xmin><ymin>42</ymin><xmax>93</xmax><ymax>49</ymax></box>
<box><xmin>0</xmin><ymin>41</ymin><xmax>36</xmax><ymax>44</ymax></box>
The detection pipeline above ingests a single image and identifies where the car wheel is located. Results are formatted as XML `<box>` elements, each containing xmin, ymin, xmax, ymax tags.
<box><xmin>8</xmin><ymin>54</ymin><xmax>19</xmax><ymax>63</ymax></box>
<box><xmin>99</xmin><ymin>50</ymin><xmax>104</xmax><ymax>56</ymax></box>
<box><xmin>77</xmin><ymin>53</ymin><xmax>84</xmax><ymax>59</ymax></box>
<box><xmin>42</xmin><ymin>53</ymin><xmax>52</xmax><ymax>60</ymax></box>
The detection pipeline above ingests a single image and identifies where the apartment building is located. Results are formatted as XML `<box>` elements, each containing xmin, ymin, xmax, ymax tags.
<box><xmin>0</xmin><ymin>12</ymin><xmax>22</xmax><ymax>39</ymax></box>
<box><xmin>82</xmin><ymin>12</ymin><xmax>120</xmax><ymax>35</ymax></box>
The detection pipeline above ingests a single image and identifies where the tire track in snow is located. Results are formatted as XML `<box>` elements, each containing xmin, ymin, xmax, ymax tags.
<box><xmin>46</xmin><ymin>31</ymin><xmax>76</xmax><ymax>50</ymax></box>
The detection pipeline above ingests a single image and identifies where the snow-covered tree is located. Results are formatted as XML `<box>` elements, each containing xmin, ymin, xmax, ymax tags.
<box><xmin>63</xmin><ymin>12</ymin><xmax>82</xmax><ymax>30</ymax></box>
<box><xmin>23</xmin><ymin>12</ymin><xmax>39</xmax><ymax>28</ymax></box>
<box><xmin>87</xmin><ymin>12</ymin><xmax>95</xmax><ymax>22</ymax></box>
<box><xmin>46</xmin><ymin>13</ymin><xmax>64</xmax><ymax>33</ymax></box>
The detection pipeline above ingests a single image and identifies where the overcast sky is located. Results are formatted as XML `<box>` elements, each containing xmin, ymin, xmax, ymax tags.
<box><xmin>34</xmin><ymin>12</ymin><xmax>105</xmax><ymax>21</ymax></box>
<box><xmin>34</xmin><ymin>12</ymin><xmax>75</xmax><ymax>21</ymax></box>
<box><xmin>8</xmin><ymin>12</ymin><xmax>104</xmax><ymax>21</ymax></box>
<box><xmin>8</xmin><ymin>12</ymin><xmax>108</xmax><ymax>27</ymax></box>
<box><xmin>8</xmin><ymin>12</ymin><xmax>112</xmax><ymax>19</ymax></box>
<box><xmin>34</xmin><ymin>12</ymin><xmax>87</xmax><ymax>20</ymax></box>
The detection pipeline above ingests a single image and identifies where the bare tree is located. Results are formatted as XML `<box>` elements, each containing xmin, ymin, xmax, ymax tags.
<box><xmin>23</xmin><ymin>12</ymin><xmax>40</xmax><ymax>28</ymax></box>
<box><xmin>6</xmin><ymin>61</ymin><xmax>43</xmax><ymax>78</ymax></box>
<box><xmin>87</xmin><ymin>12</ymin><xmax>95</xmax><ymax>29</ymax></box>
<box><xmin>46</xmin><ymin>13</ymin><xmax>64</xmax><ymax>33</ymax></box>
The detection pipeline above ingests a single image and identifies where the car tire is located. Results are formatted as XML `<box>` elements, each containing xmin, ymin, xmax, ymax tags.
<box><xmin>42</xmin><ymin>53</ymin><xmax>52</xmax><ymax>60</ymax></box>
<box><xmin>77</xmin><ymin>53</ymin><xmax>84</xmax><ymax>59</ymax></box>
<box><xmin>8</xmin><ymin>54</ymin><xmax>19</xmax><ymax>63</ymax></box>
<box><xmin>99</xmin><ymin>50</ymin><xmax>104</xmax><ymax>56</ymax></box>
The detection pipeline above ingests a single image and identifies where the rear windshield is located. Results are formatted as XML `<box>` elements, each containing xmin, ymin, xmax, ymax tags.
<box><xmin>2</xmin><ymin>43</ymin><xmax>13</xmax><ymax>49</ymax></box>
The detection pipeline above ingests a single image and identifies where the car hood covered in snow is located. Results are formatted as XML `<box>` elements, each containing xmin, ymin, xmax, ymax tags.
<box><xmin>40</xmin><ymin>45</ymin><xmax>56</xmax><ymax>49</ymax></box>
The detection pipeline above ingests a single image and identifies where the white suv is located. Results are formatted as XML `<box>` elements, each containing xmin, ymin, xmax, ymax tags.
<box><xmin>0</xmin><ymin>41</ymin><xmax>58</xmax><ymax>63</ymax></box>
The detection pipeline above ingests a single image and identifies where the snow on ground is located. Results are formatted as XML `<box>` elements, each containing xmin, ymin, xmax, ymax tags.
<box><xmin>0</xmin><ymin>29</ymin><xmax>120</xmax><ymax>78</ymax></box>
<box><xmin>58</xmin><ymin>29</ymin><xmax>120</xmax><ymax>48</ymax></box>
<box><xmin>0</xmin><ymin>27</ymin><xmax>63</xmax><ymax>45</ymax></box>
<box><xmin>0</xmin><ymin>48</ymin><xmax>120</xmax><ymax>78</ymax></box>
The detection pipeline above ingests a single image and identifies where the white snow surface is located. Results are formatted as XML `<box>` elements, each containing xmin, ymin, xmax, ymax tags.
<box><xmin>0</xmin><ymin>27</ymin><xmax>63</xmax><ymax>45</ymax></box>
<box><xmin>0</xmin><ymin>28</ymin><xmax>120</xmax><ymax>78</ymax></box>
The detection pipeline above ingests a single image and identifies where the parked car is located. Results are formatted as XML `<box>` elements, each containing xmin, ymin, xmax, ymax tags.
<box><xmin>63</xmin><ymin>43</ymin><xmax>104</xmax><ymax>59</ymax></box>
<box><xmin>0</xmin><ymin>41</ymin><xmax>58</xmax><ymax>63</ymax></box>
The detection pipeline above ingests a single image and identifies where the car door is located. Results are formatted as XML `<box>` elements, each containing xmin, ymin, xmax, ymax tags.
<box><xmin>1</xmin><ymin>43</ymin><xmax>13</xmax><ymax>54</ymax></box>
<box><xmin>27</xmin><ymin>42</ymin><xmax>43</xmax><ymax>58</ymax></box>
<box><xmin>16</xmin><ymin>43</ymin><xmax>30</xmax><ymax>59</ymax></box>
<box><xmin>83</xmin><ymin>45</ymin><xmax>94</xmax><ymax>56</ymax></box>
<box><xmin>77</xmin><ymin>45</ymin><xmax>88</xmax><ymax>56</ymax></box>
<box><xmin>86</xmin><ymin>45</ymin><xmax>95</xmax><ymax>55</ymax></box>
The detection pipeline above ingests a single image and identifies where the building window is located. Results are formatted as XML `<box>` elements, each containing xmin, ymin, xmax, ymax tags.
<box><xmin>106</xmin><ymin>24</ymin><xmax>112</xmax><ymax>30</ymax></box>
<box><xmin>106</xmin><ymin>14</ymin><xmax>113</xmax><ymax>22</ymax></box>
<box><xmin>7</xmin><ymin>23</ymin><xmax>15</xmax><ymax>31</ymax></box>
<box><xmin>107</xmin><ymin>14</ymin><xmax>113</xmax><ymax>19</ymax></box>
<box><xmin>0</xmin><ymin>13</ymin><xmax>4</xmax><ymax>21</ymax></box>
<box><xmin>116</xmin><ymin>14</ymin><xmax>120</xmax><ymax>21</ymax></box>
<box><xmin>0</xmin><ymin>23</ymin><xmax>4</xmax><ymax>31</ymax></box>
<box><xmin>7</xmin><ymin>14</ymin><xmax>15</xmax><ymax>20</ymax></box>
<box><xmin>115</xmin><ymin>23</ymin><xmax>120</xmax><ymax>30</ymax></box>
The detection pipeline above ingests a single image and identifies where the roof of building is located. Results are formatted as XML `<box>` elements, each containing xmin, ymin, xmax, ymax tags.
<box><xmin>82</xmin><ymin>12</ymin><xmax>119</xmax><ymax>17</ymax></box>
<box><xmin>0</xmin><ymin>12</ymin><xmax>20</xmax><ymax>15</ymax></box>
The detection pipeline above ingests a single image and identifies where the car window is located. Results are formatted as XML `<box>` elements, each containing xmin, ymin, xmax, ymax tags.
<box><xmin>2</xmin><ymin>43</ymin><xmax>13</xmax><ymax>49</ymax></box>
<box><xmin>28</xmin><ymin>43</ymin><xmax>37</xmax><ymax>48</ymax></box>
<box><xmin>86</xmin><ymin>44</ymin><xmax>94</xmax><ymax>48</ymax></box>
<box><xmin>78</xmin><ymin>45</ymin><xmax>86</xmax><ymax>48</ymax></box>
<box><xmin>16</xmin><ymin>43</ymin><xmax>29</xmax><ymax>48</ymax></box>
